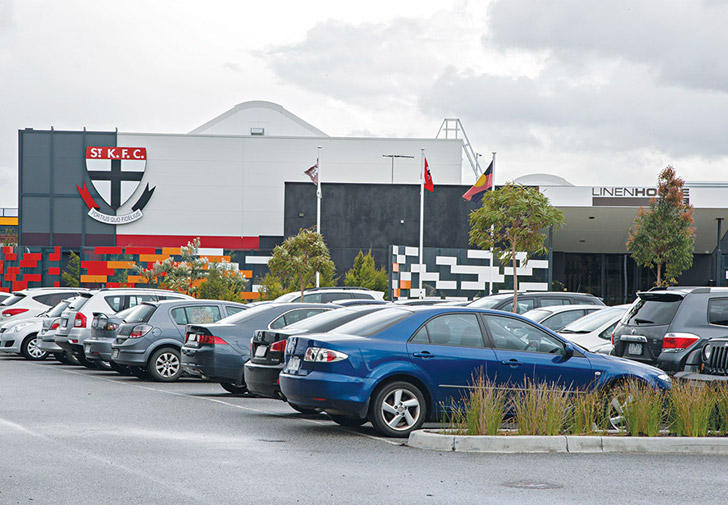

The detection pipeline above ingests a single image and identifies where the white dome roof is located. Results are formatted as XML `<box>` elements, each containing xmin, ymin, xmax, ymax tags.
<box><xmin>513</xmin><ymin>173</ymin><xmax>574</xmax><ymax>187</ymax></box>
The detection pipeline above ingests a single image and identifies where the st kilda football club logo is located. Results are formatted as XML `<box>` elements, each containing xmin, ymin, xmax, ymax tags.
<box><xmin>76</xmin><ymin>147</ymin><xmax>155</xmax><ymax>224</ymax></box>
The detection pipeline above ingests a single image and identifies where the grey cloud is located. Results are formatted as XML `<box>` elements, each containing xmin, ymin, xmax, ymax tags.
<box><xmin>487</xmin><ymin>0</ymin><xmax>728</xmax><ymax>93</ymax></box>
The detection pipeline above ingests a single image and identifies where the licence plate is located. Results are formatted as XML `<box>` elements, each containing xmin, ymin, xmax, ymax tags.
<box><xmin>628</xmin><ymin>343</ymin><xmax>643</xmax><ymax>355</ymax></box>
<box><xmin>84</xmin><ymin>344</ymin><xmax>91</xmax><ymax>353</ymax></box>
<box><xmin>284</xmin><ymin>356</ymin><xmax>301</xmax><ymax>373</ymax></box>
<box><xmin>61</xmin><ymin>319</ymin><xmax>68</xmax><ymax>328</ymax></box>
<box><xmin>254</xmin><ymin>345</ymin><xmax>268</xmax><ymax>358</ymax></box>
<box><xmin>112</xmin><ymin>349</ymin><xmax>119</xmax><ymax>359</ymax></box>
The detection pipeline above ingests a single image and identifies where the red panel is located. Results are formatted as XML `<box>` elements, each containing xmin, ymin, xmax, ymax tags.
<box><xmin>23</xmin><ymin>253</ymin><xmax>42</xmax><ymax>261</ymax></box>
<box><xmin>23</xmin><ymin>274</ymin><xmax>42</xmax><ymax>282</ymax></box>
<box><xmin>94</xmin><ymin>246</ymin><xmax>123</xmax><ymax>255</ymax></box>
<box><xmin>53</xmin><ymin>281</ymin><xmax>60</xmax><ymax>287</ymax></box>
<box><xmin>5</xmin><ymin>253</ymin><xmax>16</xmax><ymax>261</ymax></box>
<box><xmin>19</xmin><ymin>259</ymin><xmax>38</xmax><ymax>268</ymax></box>
<box><xmin>12</xmin><ymin>281</ymin><xmax>27</xmax><ymax>291</ymax></box>
<box><xmin>6</xmin><ymin>267</ymin><xmax>20</xmax><ymax>275</ymax></box>
<box><xmin>117</xmin><ymin>234</ymin><xmax>260</xmax><ymax>250</ymax></box>
<box><xmin>106</xmin><ymin>282</ymin><xmax>121</xmax><ymax>288</ymax></box>
<box><xmin>0</xmin><ymin>287</ymin><xmax>10</xmax><ymax>292</ymax></box>
<box><xmin>48</xmin><ymin>267</ymin><xmax>61</xmax><ymax>275</ymax></box>
<box><xmin>0</xmin><ymin>260</ymin><xmax>3</xmax><ymax>274</ymax></box>
<box><xmin>85</xmin><ymin>265</ymin><xmax>115</xmax><ymax>276</ymax></box>
<box><xmin>2</xmin><ymin>247</ymin><xmax>13</xmax><ymax>254</ymax></box>
<box><xmin>86</xmin><ymin>146</ymin><xmax>146</xmax><ymax>160</ymax></box>
<box><xmin>5</xmin><ymin>273</ymin><xmax>15</xmax><ymax>282</ymax></box>
<box><xmin>125</xmin><ymin>247</ymin><xmax>157</xmax><ymax>255</ymax></box>
<box><xmin>48</xmin><ymin>247</ymin><xmax>61</xmax><ymax>261</ymax></box>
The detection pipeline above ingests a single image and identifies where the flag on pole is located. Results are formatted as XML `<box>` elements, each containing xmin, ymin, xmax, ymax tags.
<box><xmin>424</xmin><ymin>157</ymin><xmax>434</xmax><ymax>192</ymax></box>
<box><xmin>304</xmin><ymin>160</ymin><xmax>319</xmax><ymax>186</ymax></box>
<box><xmin>462</xmin><ymin>160</ymin><xmax>493</xmax><ymax>203</ymax></box>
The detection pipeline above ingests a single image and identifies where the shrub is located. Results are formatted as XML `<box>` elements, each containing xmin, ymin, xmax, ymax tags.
<box><xmin>463</xmin><ymin>375</ymin><xmax>509</xmax><ymax>435</ymax></box>
<box><xmin>568</xmin><ymin>389</ymin><xmax>604</xmax><ymax>436</ymax></box>
<box><xmin>618</xmin><ymin>380</ymin><xmax>664</xmax><ymax>437</ymax></box>
<box><xmin>514</xmin><ymin>381</ymin><xmax>570</xmax><ymax>436</ymax></box>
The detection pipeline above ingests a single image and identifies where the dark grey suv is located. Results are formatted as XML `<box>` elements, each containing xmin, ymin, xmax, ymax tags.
<box><xmin>612</xmin><ymin>287</ymin><xmax>728</xmax><ymax>373</ymax></box>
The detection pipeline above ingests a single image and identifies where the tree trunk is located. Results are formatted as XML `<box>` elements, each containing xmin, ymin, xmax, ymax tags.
<box><xmin>512</xmin><ymin>243</ymin><xmax>519</xmax><ymax>313</ymax></box>
<box><xmin>656</xmin><ymin>263</ymin><xmax>662</xmax><ymax>286</ymax></box>
<box><xmin>300</xmin><ymin>275</ymin><xmax>305</xmax><ymax>302</ymax></box>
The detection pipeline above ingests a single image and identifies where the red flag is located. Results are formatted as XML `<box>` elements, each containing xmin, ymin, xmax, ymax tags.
<box><xmin>304</xmin><ymin>161</ymin><xmax>319</xmax><ymax>185</ymax></box>
<box><xmin>424</xmin><ymin>157</ymin><xmax>434</xmax><ymax>192</ymax></box>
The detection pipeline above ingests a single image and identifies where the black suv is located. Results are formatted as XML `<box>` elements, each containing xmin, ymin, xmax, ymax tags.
<box><xmin>612</xmin><ymin>287</ymin><xmax>728</xmax><ymax>373</ymax></box>
<box><xmin>467</xmin><ymin>291</ymin><xmax>605</xmax><ymax>314</ymax></box>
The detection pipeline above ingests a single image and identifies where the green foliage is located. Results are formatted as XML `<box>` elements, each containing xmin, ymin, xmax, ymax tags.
<box><xmin>344</xmin><ymin>250</ymin><xmax>388</xmax><ymax>297</ymax></box>
<box><xmin>627</xmin><ymin>166</ymin><xmax>695</xmax><ymax>286</ymax></box>
<box><xmin>513</xmin><ymin>380</ymin><xmax>570</xmax><ymax>436</ymax></box>
<box><xmin>267</xmin><ymin>228</ymin><xmax>336</xmax><ymax>301</ymax></box>
<box><xmin>619</xmin><ymin>380</ymin><xmax>665</xmax><ymax>437</ymax></box>
<box><xmin>134</xmin><ymin>238</ymin><xmax>208</xmax><ymax>295</ymax></box>
<box><xmin>257</xmin><ymin>273</ymin><xmax>287</xmax><ymax>301</ymax></box>
<box><xmin>61</xmin><ymin>252</ymin><xmax>81</xmax><ymax>287</ymax></box>
<box><xmin>469</xmin><ymin>182</ymin><xmax>564</xmax><ymax>311</ymax></box>
<box><xmin>668</xmin><ymin>380</ymin><xmax>715</xmax><ymax>437</ymax></box>
<box><xmin>196</xmin><ymin>264</ymin><xmax>250</xmax><ymax>302</ymax></box>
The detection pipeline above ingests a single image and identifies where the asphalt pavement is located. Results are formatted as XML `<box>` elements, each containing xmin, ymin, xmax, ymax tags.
<box><xmin>1</xmin><ymin>355</ymin><xmax>728</xmax><ymax>505</ymax></box>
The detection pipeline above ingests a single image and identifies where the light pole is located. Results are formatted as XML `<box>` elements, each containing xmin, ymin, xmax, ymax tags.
<box><xmin>382</xmin><ymin>154</ymin><xmax>414</xmax><ymax>183</ymax></box>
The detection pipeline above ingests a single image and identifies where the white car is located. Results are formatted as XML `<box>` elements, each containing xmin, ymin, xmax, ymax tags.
<box><xmin>521</xmin><ymin>304</ymin><xmax>605</xmax><ymax>332</ymax></box>
<box><xmin>0</xmin><ymin>287</ymin><xmax>88</xmax><ymax>325</ymax></box>
<box><xmin>274</xmin><ymin>287</ymin><xmax>385</xmax><ymax>303</ymax></box>
<box><xmin>0</xmin><ymin>297</ymin><xmax>76</xmax><ymax>360</ymax></box>
<box><xmin>558</xmin><ymin>304</ymin><xmax>631</xmax><ymax>354</ymax></box>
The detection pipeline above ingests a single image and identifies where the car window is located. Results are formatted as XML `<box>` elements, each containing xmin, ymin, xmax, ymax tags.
<box><xmin>129</xmin><ymin>295</ymin><xmax>156</xmax><ymax>308</ymax></box>
<box><xmin>522</xmin><ymin>309</ymin><xmax>550</xmax><ymax>322</ymax></box>
<box><xmin>47</xmin><ymin>300</ymin><xmax>71</xmax><ymax>318</ymax></box>
<box><xmin>224</xmin><ymin>305</ymin><xmax>245</xmax><ymax>316</ymax></box>
<box><xmin>185</xmin><ymin>305</ymin><xmax>222</xmax><ymax>324</ymax></box>
<box><xmin>541</xmin><ymin>310</ymin><xmax>585</xmax><ymax>331</ymax></box>
<box><xmin>467</xmin><ymin>296</ymin><xmax>509</xmax><ymax>309</ymax></box>
<box><xmin>334</xmin><ymin>308</ymin><xmax>412</xmax><ymax>337</ymax></box>
<box><xmin>269</xmin><ymin>308</ymin><xmax>327</xmax><ymax>329</ymax></box>
<box><xmin>124</xmin><ymin>304</ymin><xmax>157</xmax><ymax>323</ymax></box>
<box><xmin>540</xmin><ymin>298</ymin><xmax>569</xmax><ymax>307</ymax></box>
<box><xmin>622</xmin><ymin>299</ymin><xmax>682</xmax><ymax>326</ymax></box>
<box><xmin>413</xmin><ymin>313</ymin><xmax>484</xmax><ymax>348</ymax></box>
<box><xmin>485</xmin><ymin>315</ymin><xmax>565</xmax><ymax>354</ymax></box>
<box><xmin>708</xmin><ymin>298</ymin><xmax>728</xmax><ymax>326</ymax></box>
<box><xmin>302</xmin><ymin>293</ymin><xmax>323</xmax><ymax>303</ymax></box>
<box><xmin>515</xmin><ymin>299</ymin><xmax>535</xmax><ymax>314</ymax></box>
<box><xmin>171</xmin><ymin>307</ymin><xmax>187</xmax><ymax>325</ymax></box>
<box><xmin>104</xmin><ymin>295</ymin><xmax>125</xmax><ymax>312</ymax></box>
<box><xmin>1</xmin><ymin>294</ymin><xmax>25</xmax><ymax>306</ymax></box>
<box><xmin>69</xmin><ymin>296</ymin><xmax>91</xmax><ymax>310</ymax></box>
<box><xmin>323</xmin><ymin>293</ymin><xmax>351</xmax><ymax>302</ymax></box>
<box><xmin>32</xmin><ymin>294</ymin><xmax>55</xmax><ymax>306</ymax></box>
<box><xmin>350</xmin><ymin>293</ymin><xmax>375</xmax><ymax>300</ymax></box>
<box><xmin>598</xmin><ymin>322</ymin><xmax>618</xmax><ymax>340</ymax></box>
<box><xmin>562</xmin><ymin>308</ymin><xmax>624</xmax><ymax>333</ymax></box>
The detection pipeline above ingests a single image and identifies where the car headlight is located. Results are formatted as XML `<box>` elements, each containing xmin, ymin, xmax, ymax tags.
<box><xmin>11</xmin><ymin>322</ymin><xmax>35</xmax><ymax>333</ymax></box>
<box><xmin>657</xmin><ymin>373</ymin><xmax>671</xmax><ymax>383</ymax></box>
<box><xmin>703</xmin><ymin>345</ymin><xmax>712</xmax><ymax>362</ymax></box>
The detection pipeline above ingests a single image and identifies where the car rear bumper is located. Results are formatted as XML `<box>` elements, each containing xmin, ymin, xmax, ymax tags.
<box><xmin>84</xmin><ymin>338</ymin><xmax>114</xmax><ymax>362</ymax></box>
<box><xmin>111</xmin><ymin>338</ymin><xmax>150</xmax><ymax>366</ymax></box>
<box><xmin>279</xmin><ymin>371</ymin><xmax>369</xmax><ymax>418</ymax></box>
<box><xmin>181</xmin><ymin>345</ymin><xmax>244</xmax><ymax>383</ymax></box>
<box><xmin>244</xmin><ymin>362</ymin><xmax>284</xmax><ymax>399</ymax></box>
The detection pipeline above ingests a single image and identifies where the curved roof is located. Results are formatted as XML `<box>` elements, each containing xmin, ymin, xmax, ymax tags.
<box><xmin>514</xmin><ymin>173</ymin><xmax>574</xmax><ymax>187</ymax></box>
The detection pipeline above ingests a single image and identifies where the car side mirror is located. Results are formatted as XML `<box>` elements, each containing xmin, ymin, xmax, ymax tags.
<box><xmin>564</xmin><ymin>342</ymin><xmax>574</xmax><ymax>359</ymax></box>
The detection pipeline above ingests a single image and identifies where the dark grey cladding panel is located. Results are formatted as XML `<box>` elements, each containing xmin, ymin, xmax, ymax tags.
<box><xmin>19</xmin><ymin>129</ymin><xmax>117</xmax><ymax>246</ymax></box>
<box><xmin>284</xmin><ymin>182</ymin><xmax>479</xmax><ymax>275</ymax></box>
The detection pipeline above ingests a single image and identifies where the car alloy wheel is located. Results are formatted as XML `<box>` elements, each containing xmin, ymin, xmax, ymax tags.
<box><xmin>148</xmin><ymin>348</ymin><xmax>182</xmax><ymax>382</ymax></box>
<box><xmin>220</xmin><ymin>382</ymin><xmax>249</xmax><ymax>395</ymax></box>
<box><xmin>22</xmin><ymin>335</ymin><xmax>48</xmax><ymax>361</ymax></box>
<box><xmin>607</xmin><ymin>390</ymin><xmax>633</xmax><ymax>431</ymax></box>
<box><xmin>370</xmin><ymin>381</ymin><xmax>426</xmax><ymax>437</ymax></box>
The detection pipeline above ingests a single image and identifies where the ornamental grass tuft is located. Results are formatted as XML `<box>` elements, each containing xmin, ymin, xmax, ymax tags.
<box><xmin>618</xmin><ymin>380</ymin><xmax>665</xmax><ymax>437</ymax></box>
<box><xmin>668</xmin><ymin>380</ymin><xmax>715</xmax><ymax>437</ymax></box>
<box><xmin>514</xmin><ymin>380</ymin><xmax>570</xmax><ymax>436</ymax></box>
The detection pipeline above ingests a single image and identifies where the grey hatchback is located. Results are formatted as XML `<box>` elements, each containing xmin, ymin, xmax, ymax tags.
<box><xmin>110</xmin><ymin>299</ymin><xmax>247</xmax><ymax>381</ymax></box>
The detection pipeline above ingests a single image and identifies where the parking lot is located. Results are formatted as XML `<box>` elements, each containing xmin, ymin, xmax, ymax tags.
<box><xmin>2</xmin><ymin>356</ymin><xmax>728</xmax><ymax>505</ymax></box>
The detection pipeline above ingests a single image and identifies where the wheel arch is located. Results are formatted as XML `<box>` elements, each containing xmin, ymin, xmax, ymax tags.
<box><xmin>368</xmin><ymin>373</ymin><xmax>434</xmax><ymax>421</ymax></box>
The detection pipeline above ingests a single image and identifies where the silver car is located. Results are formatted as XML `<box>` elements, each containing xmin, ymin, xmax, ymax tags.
<box><xmin>111</xmin><ymin>299</ymin><xmax>246</xmax><ymax>382</ymax></box>
<box><xmin>0</xmin><ymin>298</ymin><xmax>75</xmax><ymax>360</ymax></box>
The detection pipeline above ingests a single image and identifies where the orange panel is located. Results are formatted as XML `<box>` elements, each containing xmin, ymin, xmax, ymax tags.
<box><xmin>107</xmin><ymin>261</ymin><xmax>136</xmax><ymax>269</ymax></box>
<box><xmin>80</xmin><ymin>275</ymin><xmax>107</xmax><ymax>283</ymax></box>
<box><xmin>139</xmin><ymin>254</ymin><xmax>169</xmax><ymax>262</ymax></box>
<box><xmin>239</xmin><ymin>292</ymin><xmax>261</xmax><ymax>300</ymax></box>
<box><xmin>392</xmin><ymin>263</ymin><xmax>399</xmax><ymax>272</ymax></box>
<box><xmin>394</xmin><ymin>289</ymin><xmax>401</xmax><ymax>298</ymax></box>
<box><xmin>241</xmin><ymin>270</ymin><xmax>252</xmax><ymax>278</ymax></box>
<box><xmin>127</xmin><ymin>275</ymin><xmax>147</xmax><ymax>283</ymax></box>
<box><xmin>162</xmin><ymin>247</ymin><xmax>181</xmax><ymax>256</ymax></box>
<box><xmin>400</xmin><ymin>280</ymin><xmax>411</xmax><ymax>289</ymax></box>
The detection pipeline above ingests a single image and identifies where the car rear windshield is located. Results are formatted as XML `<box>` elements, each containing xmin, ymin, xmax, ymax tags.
<box><xmin>1</xmin><ymin>294</ymin><xmax>25</xmax><ymax>306</ymax></box>
<box><xmin>283</xmin><ymin>308</ymin><xmax>378</xmax><ymax>332</ymax></box>
<box><xmin>467</xmin><ymin>296</ymin><xmax>508</xmax><ymax>309</ymax></box>
<box><xmin>116</xmin><ymin>305</ymin><xmax>149</xmax><ymax>322</ymax></box>
<box><xmin>522</xmin><ymin>309</ymin><xmax>550</xmax><ymax>322</ymax></box>
<box><xmin>47</xmin><ymin>301</ymin><xmax>71</xmax><ymax>318</ymax></box>
<box><xmin>622</xmin><ymin>299</ymin><xmax>682</xmax><ymax>326</ymax></box>
<box><xmin>68</xmin><ymin>296</ymin><xmax>91</xmax><ymax>310</ymax></box>
<box><xmin>218</xmin><ymin>304</ymin><xmax>276</xmax><ymax>324</ymax></box>
<box><xmin>122</xmin><ymin>304</ymin><xmax>157</xmax><ymax>323</ymax></box>
<box><xmin>561</xmin><ymin>307</ymin><xmax>625</xmax><ymax>333</ymax></box>
<box><xmin>332</xmin><ymin>308</ymin><xmax>412</xmax><ymax>337</ymax></box>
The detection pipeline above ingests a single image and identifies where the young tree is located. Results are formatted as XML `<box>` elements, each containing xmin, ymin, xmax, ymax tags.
<box><xmin>61</xmin><ymin>251</ymin><xmax>81</xmax><ymax>287</ymax></box>
<box><xmin>267</xmin><ymin>228</ymin><xmax>336</xmax><ymax>301</ymax></box>
<box><xmin>134</xmin><ymin>238</ymin><xmax>208</xmax><ymax>295</ymax></box>
<box><xmin>196</xmin><ymin>263</ymin><xmax>250</xmax><ymax>302</ymax></box>
<box><xmin>469</xmin><ymin>182</ymin><xmax>564</xmax><ymax>312</ymax></box>
<box><xmin>627</xmin><ymin>166</ymin><xmax>695</xmax><ymax>286</ymax></box>
<box><xmin>345</xmin><ymin>250</ymin><xmax>388</xmax><ymax>297</ymax></box>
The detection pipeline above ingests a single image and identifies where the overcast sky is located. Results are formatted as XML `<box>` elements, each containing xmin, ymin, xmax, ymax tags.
<box><xmin>1</xmin><ymin>0</ymin><xmax>727</xmax><ymax>207</ymax></box>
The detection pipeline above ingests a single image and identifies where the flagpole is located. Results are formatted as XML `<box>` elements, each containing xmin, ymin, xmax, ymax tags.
<box><xmin>418</xmin><ymin>148</ymin><xmax>425</xmax><ymax>299</ymax></box>
<box><xmin>316</xmin><ymin>145</ymin><xmax>322</xmax><ymax>288</ymax></box>
<box><xmin>489</xmin><ymin>151</ymin><xmax>496</xmax><ymax>296</ymax></box>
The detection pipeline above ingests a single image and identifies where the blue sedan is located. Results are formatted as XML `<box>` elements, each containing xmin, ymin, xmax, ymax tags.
<box><xmin>279</xmin><ymin>307</ymin><xmax>672</xmax><ymax>437</ymax></box>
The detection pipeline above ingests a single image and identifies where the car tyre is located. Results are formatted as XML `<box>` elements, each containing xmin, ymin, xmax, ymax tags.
<box><xmin>129</xmin><ymin>366</ymin><xmax>150</xmax><ymax>379</ymax></box>
<box><xmin>328</xmin><ymin>414</ymin><xmax>367</xmax><ymax>427</ymax></box>
<box><xmin>21</xmin><ymin>335</ymin><xmax>48</xmax><ymax>361</ymax></box>
<box><xmin>289</xmin><ymin>403</ymin><xmax>319</xmax><ymax>415</ymax></box>
<box><xmin>220</xmin><ymin>382</ymin><xmax>249</xmax><ymax>395</ymax></box>
<box><xmin>147</xmin><ymin>347</ymin><xmax>182</xmax><ymax>382</ymax></box>
<box><xmin>369</xmin><ymin>381</ymin><xmax>426</xmax><ymax>437</ymax></box>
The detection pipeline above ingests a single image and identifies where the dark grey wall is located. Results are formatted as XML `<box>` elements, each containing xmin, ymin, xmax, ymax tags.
<box><xmin>284</xmin><ymin>182</ymin><xmax>480</xmax><ymax>276</ymax></box>
<box><xmin>19</xmin><ymin>129</ymin><xmax>116</xmax><ymax>247</ymax></box>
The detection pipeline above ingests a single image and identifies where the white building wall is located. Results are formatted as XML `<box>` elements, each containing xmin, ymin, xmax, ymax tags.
<box><xmin>116</xmin><ymin>133</ymin><xmax>463</xmax><ymax>239</ymax></box>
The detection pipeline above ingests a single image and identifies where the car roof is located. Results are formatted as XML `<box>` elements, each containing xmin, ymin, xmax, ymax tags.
<box><xmin>525</xmin><ymin>304</ymin><xmax>606</xmax><ymax>314</ymax></box>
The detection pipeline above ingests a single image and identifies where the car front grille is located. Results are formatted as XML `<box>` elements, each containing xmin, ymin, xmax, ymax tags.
<box><xmin>708</xmin><ymin>344</ymin><xmax>728</xmax><ymax>375</ymax></box>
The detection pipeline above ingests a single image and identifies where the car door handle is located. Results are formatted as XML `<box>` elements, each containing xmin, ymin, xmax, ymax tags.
<box><xmin>501</xmin><ymin>360</ymin><xmax>521</xmax><ymax>367</ymax></box>
<box><xmin>413</xmin><ymin>351</ymin><xmax>435</xmax><ymax>359</ymax></box>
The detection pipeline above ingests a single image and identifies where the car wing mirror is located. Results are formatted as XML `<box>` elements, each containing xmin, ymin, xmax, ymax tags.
<box><xmin>564</xmin><ymin>342</ymin><xmax>574</xmax><ymax>359</ymax></box>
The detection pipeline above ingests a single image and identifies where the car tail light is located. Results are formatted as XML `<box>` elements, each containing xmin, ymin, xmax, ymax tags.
<box><xmin>303</xmin><ymin>347</ymin><xmax>348</xmax><ymax>363</ymax></box>
<box><xmin>270</xmin><ymin>339</ymin><xmax>286</xmax><ymax>353</ymax></box>
<box><xmin>198</xmin><ymin>335</ymin><xmax>227</xmax><ymax>345</ymax></box>
<box><xmin>662</xmin><ymin>333</ymin><xmax>699</xmax><ymax>350</ymax></box>
<box><xmin>610</xmin><ymin>332</ymin><xmax>615</xmax><ymax>345</ymax></box>
<box><xmin>129</xmin><ymin>324</ymin><xmax>152</xmax><ymax>338</ymax></box>
<box><xmin>50</xmin><ymin>321</ymin><xmax>60</xmax><ymax>330</ymax></box>
<box><xmin>3</xmin><ymin>308</ymin><xmax>28</xmax><ymax>317</ymax></box>
<box><xmin>74</xmin><ymin>313</ymin><xmax>87</xmax><ymax>328</ymax></box>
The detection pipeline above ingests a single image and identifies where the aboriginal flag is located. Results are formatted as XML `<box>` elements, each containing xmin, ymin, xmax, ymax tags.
<box><xmin>462</xmin><ymin>161</ymin><xmax>493</xmax><ymax>203</ymax></box>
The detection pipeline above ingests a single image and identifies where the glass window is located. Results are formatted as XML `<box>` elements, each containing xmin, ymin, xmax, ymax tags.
<box><xmin>47</xmin><ymin>300</ymin><xmax>71</xmax><ymax>318</ymax></box>
<box><xmin>104</xmin><ymin>295</ymin><xmax>124</xmax><ymax>312</ymax></box>
<box><xmin>622</xmin><ymin>299</ymin><xmax>682</xmax><ymax>326</ymax></box>
<box><xmin>411</xmin><ymin>326</ymin><xmax>430</xmax><ymax>344</ymax></box>
<box><xmin>32</xmin><ymin>294</ymin><xmax>55</xmax><ymax>306</ymax></box>
<box><xmin>124</xmin><ymin>304</ymin><xmax>157</xmax><ymax>323</ymax></box>
<box><xmin>515</xmin><ymin>299</ymin><xmax>535</xmax><ymax>314</ymax></box>
<box><xmin>708</xmin><ymin>298</ymin><xmax>728</xmax><ymax>326</ymax></box>
<box><xmin>350</xmin><ymin>293</ymin><xmax>374</xmax><ymax>300</ymax></box>
<box><xmin>561</xmin><ymin>308</ymin><xmax>624</xmax><ymax>334</ymax></box>
<box><xmin>323</xmin><ymin>293</ymin><xmax>351</xmax><ymax>303</ymax></box>
<box><xmin>302</xmin><ymin>293</ymin><xmax>323</xmax><ymax>303</ymax></box>
<box><xmin>540</xmin><ymin>298</ymin><xmax>569</xmax><ymax>307</ymax></box>
<box><xmin>485</xmin><ymin>315</ymin><xmax>566</xmax><ymax>354</ymax></box>
<box><xmin>418</xmin><ymin>313</ymin><xmax>484</xmax><ymax>348</ymax></box>
<box><xmin>598</xmin><ymin>322</ymin><xmax>618</xmax><ymax>340</ymax></box>
<box><xmin>282</xmin><ymin>308</ymin><xmax>374</xmax><ymax>332</ymax></box>
<box><xmin>541</xmin><ymin>310</ymin><xmax>585</xmax><ymax>331</ymax></box>
<box><xmin>69</xmin><ymin>295</ymin><xmax>91</xmax><ymax>310</ymax></box>
<box><xmin>1</xmin><ymin>294</ymin><xmax>25</xmax><ymax>307</ymax></box>
<box><xmin>334</xmin><ymin>308</ymin><xmax>413</xmax><ymax>337</ymax></box>
<box><xmin>185</xmin><ymin>305</ymin><xmax>222</xmax><ymax>324</ymax></box>
<box><xmin>171</xmin><ymin>308</ymin><xmax>187</xmax><ymax>325</ymax></box>
<box><xmin>270</xmin><ymin>308</ymin><xmax>327</xmax><ymax>329</ymax></box>
<box><xmin>224</xmin><ymin>305</ymin><xmax>245</xmax><ymax>316</ymax></box>
<box><xmin>467</xmin><ymin>296</ymin><xmax>510</xmax><ymax>309</ymax></box>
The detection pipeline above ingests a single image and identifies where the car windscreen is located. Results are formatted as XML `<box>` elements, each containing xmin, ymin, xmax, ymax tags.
<box><xmin>68</xmin><ymin>296</ymin><xmax>91</xmax><ymax>310</ymax></box>
<box><xmin>467</xmin><ymin>296</ymin><xmax>508</xmax><ymax>309</ymax></box>
<box><xmin>47</xmin><ymin>300</ymin><xmax>72</xmax><ymax>318</ymax></box>
<box><xmin>123</xmin><ymin>304</ymin><xmax>157</xmax><ymax>323</ymax></box>
<box><xmin>521</xmin><ymin>309</ymin><xmax>550</xmax><ymax>322</ymax></box>
<box><xmin>1</xmin><ymin>294</ymin><xmax>25</xmax><ymax>307</ymax></box>
<box><xmin>561</xmin><ymin>308</ymin><xmax>625</xmax><ymax>333</ymax></box>
<box><xmin>332</xmin><ymin>308</ymin><xmax>413</xmax><ymax>337</ymax></box>
<box><xmin>217</xmin><ymin>303</ymin><xmax>277</xmax><ymax>324</ymax></box>
<box><xmin>621</xmin><ymin>299</ymin><xmax>682</xmax><ymax>326</ymax></box>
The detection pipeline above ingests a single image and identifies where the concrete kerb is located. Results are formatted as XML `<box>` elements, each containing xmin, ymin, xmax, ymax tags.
<box><xmin>407</xmin><ymin>430</ymin><xmax>728</xmax><ymax>454</ymax></box>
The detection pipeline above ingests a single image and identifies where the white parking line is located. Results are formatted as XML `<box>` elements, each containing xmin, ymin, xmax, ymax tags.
<box><xmin>30</xmin><ymin>362</ymin><xmax>402</xmax><ymax>446</ymax></box>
